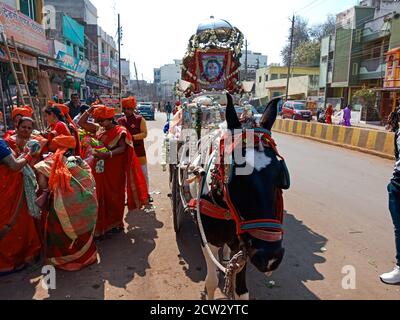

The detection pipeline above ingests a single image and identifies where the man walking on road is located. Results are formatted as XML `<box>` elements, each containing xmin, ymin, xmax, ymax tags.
<box><xmin>380</xmin><ymin>110</ymin><xmax>400</xmax><ymax>285</ymax></box>
<box><xmin>165</xmin><ymin>102</ymin><xmax>172</xmax><ymax>122</ymax></box>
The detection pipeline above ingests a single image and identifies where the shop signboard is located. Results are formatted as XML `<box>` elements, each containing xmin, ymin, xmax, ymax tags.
<box><xmin>101</xmin><ymin>53</ymin><xmax>109</xmax><ymax>67</ymax></box>
<box><xmin>0</xmin><ymin>3</ymin><xmax>48</xmax><ymax>55</ymax></box>
<box><xmin>86</xmin><ymin>74</ymin><xmax>113</xmax><ymax>89</ymax></box>
<box><xmin>56</xmin><ymin>51</ymin><xmax>88</xmax><ymax>79</ymax></box>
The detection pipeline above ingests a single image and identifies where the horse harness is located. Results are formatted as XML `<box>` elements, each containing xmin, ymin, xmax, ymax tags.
<box><xmin>189</xmin><ymin>128</ymin><xmax>286</xmax><ymax>243</ymax></box>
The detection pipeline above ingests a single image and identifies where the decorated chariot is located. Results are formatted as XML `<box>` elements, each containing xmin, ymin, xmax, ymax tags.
<box><xmin>162</xmin><ymin>17</ymin><xmax>247</xmax><ymax>233</ymax></box>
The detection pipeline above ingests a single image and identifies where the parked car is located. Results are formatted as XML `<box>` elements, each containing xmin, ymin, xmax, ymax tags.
<box><xmin>282</xmin><ymin>101</ymin><xmax>312</xmax><ymax>121</ymax></box>
<box><xmin>137</xmin><ymin>103</ymin><xmax>155</xmax><ymax>121</ymax></box>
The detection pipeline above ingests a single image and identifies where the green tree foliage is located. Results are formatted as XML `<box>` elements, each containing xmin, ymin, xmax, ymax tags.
<box><xmin>281</xmin><ymin>16</ymin><xmax>310</xmax><ymax>66</ymax></box>
<box><xmin>293</xmin><ymin>41</ymin><xmax>321</xmax><ymax>66</ymax></box>
<box><xmin>281</xmin><ymin>15</ymin><xmax>336</xmax><ymax>67</ymax></box>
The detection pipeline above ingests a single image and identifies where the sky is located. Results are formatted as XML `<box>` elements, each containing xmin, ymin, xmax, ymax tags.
<box><xmin>91</xmin><ymin>0</ymin><xmax>360</xmax><ymax>82</ymax></box>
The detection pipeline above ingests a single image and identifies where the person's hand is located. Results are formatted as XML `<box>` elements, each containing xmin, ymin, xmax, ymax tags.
<box><xmin>88</xmin><ymin>106</ymin><xmax>97</xmax><ymax>115</ymax></box>
<box><xmin>93</xmin><ymin>150</ymin><xmax>110</xmax><ymax>160</ymax></box>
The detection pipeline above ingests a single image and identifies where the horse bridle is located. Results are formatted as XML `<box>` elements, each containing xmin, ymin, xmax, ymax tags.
<box><xmin>212</xmin><ymin>128</ymin><xmax>285</xmax><ymax>242</ymax></box>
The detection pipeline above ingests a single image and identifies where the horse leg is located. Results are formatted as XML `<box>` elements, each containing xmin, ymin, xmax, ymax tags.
<box><xmin>234</xmin><ymin>265</ymin><xmax>249</xmax><ymax>300</ymax></box>
<box><xmin>202</xmin><ymin>244</ymin><xmax>220</xmax><ymax>300</ymax></box>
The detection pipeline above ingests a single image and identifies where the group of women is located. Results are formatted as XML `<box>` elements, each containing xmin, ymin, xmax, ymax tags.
<box><xmin>0</xmin><ymin>102</ymin><xmax>148</xmax><ymax>276</ymax></box>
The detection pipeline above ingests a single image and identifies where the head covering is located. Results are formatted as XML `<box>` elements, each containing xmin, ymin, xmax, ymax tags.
<box><xmin>48</xmin><ymin>135</ymin><xmax>77</xmax><ymax>193</ymax></box>
<box><xmin>12</xmin><ymin>106</ymin><xmax>33</xmax><ymax>119</ymax></box>
<box><xmin>121</xmin><ymin>96</ymin><xmax>137</xmax><ymax>109</ymax></box>
<box><xmin>49</xmin><ymin>102</ymin><xmax>70</xmax><ymax>116</ymax></box>
<box><xmin>92</xmin><ymin>105</ymin><xmax>116</xmax><ymax>120</ymax></box>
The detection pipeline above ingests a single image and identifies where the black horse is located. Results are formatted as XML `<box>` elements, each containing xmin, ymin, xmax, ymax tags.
<box><xmin>196</xmin><ymin>95</ymin><xmax>289</xmax><ymax>300</ymax></box>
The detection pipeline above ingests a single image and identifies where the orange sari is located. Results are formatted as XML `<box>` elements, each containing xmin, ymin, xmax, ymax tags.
<box><xmin>0</xmin><ymin>150</ymin><xmax>41</xmax><ymax>275</ymax></box>
<box><xmin>94</xmin><ymin>126</ymin><xmax>148</xmax><ymax>237</ymax></box>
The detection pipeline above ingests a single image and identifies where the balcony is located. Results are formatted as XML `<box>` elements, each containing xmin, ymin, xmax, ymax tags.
<box><xmin>358</xmin><ymin>57</ymin><xmax>386</xmax><ymax>80</ymax></box>
<box><xmin>362</xmin><ymin>16</ymin><xmax>391</xmax><ymax>42</ymax></box>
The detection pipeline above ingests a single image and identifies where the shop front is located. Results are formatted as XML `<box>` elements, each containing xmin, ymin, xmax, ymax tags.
<box><xmin>378</xmin><ymin>47</ymin><xmax>400</xmax><ymax>124</ymax></box>
<box><xmin>0</xmin><ymin>2</ymin><xmax>49</xmax><ymax>127</ymax></box>
<box><xmin>86</xmin><ymin>74</ymin><xmax>113</xmax><ymax>96</ymax></box>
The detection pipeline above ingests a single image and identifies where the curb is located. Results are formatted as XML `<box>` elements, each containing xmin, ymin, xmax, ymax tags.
<box><xmin>273</xmin><ymin>119</ymin><xmax>395</xmax><ymax>161</ymax></box>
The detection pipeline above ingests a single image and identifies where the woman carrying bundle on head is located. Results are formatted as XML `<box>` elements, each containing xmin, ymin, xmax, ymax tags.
<box><xmin>34</xmin><ymin>135</ymin><xmax>98</xmax><ymax>271</ymax></box>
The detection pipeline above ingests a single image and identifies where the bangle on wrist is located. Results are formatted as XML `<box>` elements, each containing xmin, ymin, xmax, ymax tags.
<box><xmin>109</xmin><ymin>151</ymin><xmax>113</xmax><ymax>159</ymax></box>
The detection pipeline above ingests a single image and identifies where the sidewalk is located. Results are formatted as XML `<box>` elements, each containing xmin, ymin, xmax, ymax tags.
<box><xmin>352</xmin><ymin>122</ymin><xmax>388</xmax><ymax>132</ymax></box>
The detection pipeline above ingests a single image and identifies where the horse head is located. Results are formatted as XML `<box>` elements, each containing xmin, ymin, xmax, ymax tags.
<box><xmin>221</xmin><ymin>94</ymin><xmax>288</xmax><ymax>274</ymax></box>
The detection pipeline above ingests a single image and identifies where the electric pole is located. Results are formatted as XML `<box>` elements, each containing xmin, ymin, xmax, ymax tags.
<box><xmin>245</xmin><ymin>39</ymin><xmax>248</xmax><ymax>81</ymax></box>
<box><xmin>118</xmin><ymin>14</ymin><xmax>122</xmax><ymax>101</ymax></box>
<box><xmin>134</xmin><ymin>62</ymin><xmax>141</xmax><ymax>96</ymax></box>
<box><xmin>286</xmin><ymin>14</ymin><xmax>295</xmax><ymax>102</ymax></box>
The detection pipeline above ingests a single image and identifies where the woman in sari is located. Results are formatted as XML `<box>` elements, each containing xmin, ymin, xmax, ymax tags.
<box><xmin>5</xmin><ymin>117</ymin><xmax>47</xmax><ymax>166</ymax></box>
<box><xmin>78</xmin><ymin>105</ymin><xmax>148</xmax><ymax>237</ymax></box>
<box><xmin>0</xmin><ymin>138</ymin><xmax>42</xmax><ymax>276</ymax></box>
<box><xmin>4</xmin><ymin>106</ymin><xmax>34</xmax><ymax>140</ymax></box>
<box><xmin>44</xmin><ymin>103</ymin><xmax>81</xmax><ymax>156</ymax></box>
<box><xmin>35</xmin><ymin>135</ymin><xmax>98</xmax><ymax>271</ymax></box>
<box><xmin>325</xmin><ymin>104</ymin><xmax>334</xmax><ymax>125</ymax></box>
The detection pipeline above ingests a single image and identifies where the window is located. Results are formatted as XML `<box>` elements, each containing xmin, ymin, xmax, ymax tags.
<box><xmin>19</xmin><ymin>0</ymin><xmax>37</xmax><ymax>21</ymax></box>
<box><xmin>280</xmin><ymin>74</ymin><xmax>287</xmax><ymax>79</ymax></box>
<box><xmin>271</xmin><ymin>74</ymin><xmax>278</xmax><ymax>80</ymax></box>
<box><xmin>265</xmin><ymin>75</ymin><xmax>269</xmax><ymax>81</ymax></box>
<box><xmin>355</xmin><ymin>29</ymin><xmax>362</xmax><ymax>43</ymax></box>
<box><xmin>352</xmin><ymin>63</ymin><xmax>359</xmax><ymax>76</ymax></box>
<box><xmin>259</xmin><ymin>76</ymin><xmax>262</xmax><ymax>83</ymax></box>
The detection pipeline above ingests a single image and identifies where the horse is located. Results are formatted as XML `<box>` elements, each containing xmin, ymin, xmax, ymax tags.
<box><xmin>188</xmin><ymin>94</ymin><xmax>290</xmax><ymax>300</ymax></box>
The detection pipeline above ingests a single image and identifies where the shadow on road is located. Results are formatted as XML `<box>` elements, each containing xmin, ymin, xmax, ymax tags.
<box><xmin>0</xmin><ymin>208</ymin><xmax>164</xmax><ymax>300</ymax></box>
<box><xmin>175</xmin><ymin>210</ymin><xmax>327</xmax><ymax>300</ymax></box>
<box><xmin>247</xmin><ymin>212</ymin><xmax>327</xmax><ymax>300</ymax></box>
<box><xmin>176</xmin><ymin>214</ymin><xmax>207</xmax><ymax>285</ymax></box>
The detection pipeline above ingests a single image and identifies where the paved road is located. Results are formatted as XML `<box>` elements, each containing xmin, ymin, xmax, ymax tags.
<box><xmin>0</xmin><ymin>113</ymin><xmax>399</xmax><ymax>300</ymax></box>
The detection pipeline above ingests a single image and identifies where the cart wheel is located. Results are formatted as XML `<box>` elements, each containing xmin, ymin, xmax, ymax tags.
<box><xmin>171</xmin><ymin>166</ymin><xmax>183</xmax><ymax>233</ymax></box>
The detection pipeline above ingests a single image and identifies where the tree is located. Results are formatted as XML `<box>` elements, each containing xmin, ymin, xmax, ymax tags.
<box><xmin>309</xmin><ymin>14</ymin><xmax>336</xmax><ymax>41</ymax></box>
<box><xmin>293</xmin><ymin>41</ymin><xmax>321</xmax><ymax>66</ymax></box>
<box><xmin>353</xmin><ymin>86</ymin><xmax>380</xmax><ymax>121</ymax></box>
<box><xmin>281</xmin><ymin>15</ymin><xmax>336</xmax><ymax>66</ymax></box>
<box><xmin>281</xmin><ymin>16</ymin><xmax>310</xmax><ymax>66</ymax></box>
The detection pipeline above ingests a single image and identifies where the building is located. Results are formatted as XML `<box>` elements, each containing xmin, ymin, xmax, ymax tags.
<box><xmin>42</xmin><ymin>0</ymin><xmax>115</xmax><ymax>97</ymax></box>
<box><xmin>239</xmin><ymin>50</ymin><xmax>268</xmax><ymax>81</ymax></box>
<box><xmin>154</xmin><ymin>60</ymin><xmax>182</xmax><ymax>102</ymax></box>
<box><xmin>45</xmin><ymin>11</ymin><xmax>89</xmax><ymax>99</ymax></box>
<box><xmin>320</xmin><ymin>0</ymin><xmax>400</xmax><ymax>122</ymax></box>
<box><xmin>43</xmin><ymin>0</ymin><xmax>98</xmax><ymax>73</ymax></box>
<box><xmin>0</xmin><ymin>0</ymin><xmax>50</xmax><ymax>107</ymax></box>
<box><xmin>255</xmin><ymin>65</ymin><xmax>320</xmax><ymax>103</ymax></box>
<box><xmin>97</xmin><ymin>27</ymin><xmax>119</xmax><ymax>94</ymax></box>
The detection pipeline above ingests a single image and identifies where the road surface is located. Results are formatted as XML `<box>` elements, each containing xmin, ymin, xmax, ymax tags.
<box><xmin>0</xmin><ymin>113</ymin><xmax>399</xmax><ymax>300</ymax></box>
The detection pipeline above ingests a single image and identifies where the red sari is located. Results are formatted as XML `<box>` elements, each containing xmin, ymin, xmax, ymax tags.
<box><xmin>0</xmin><ymin>150</ymin><xmax>41</xmax><ymax>274</ymax></box>
<box><xmin>94</xmin><ymin>126</ymin><xmax>148</xmax><ymax>237</ymax></box>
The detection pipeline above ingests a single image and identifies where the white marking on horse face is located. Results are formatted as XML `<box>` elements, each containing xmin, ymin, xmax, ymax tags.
<box><xmin>246</xmin><ymin>149</ymin><xmax>272</xmax><ymax>172</ymax></box>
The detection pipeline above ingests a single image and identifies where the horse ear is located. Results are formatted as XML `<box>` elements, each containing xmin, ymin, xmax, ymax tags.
<box><xmin>226</xmin><ymin>93</ymin><xmax>241</xmax><ymax>130</ymax></box>
<box><xmin>260</xmin><ymin>98</ymin><xmax>279</xmax><ymax>131</ymax></box>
